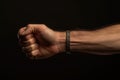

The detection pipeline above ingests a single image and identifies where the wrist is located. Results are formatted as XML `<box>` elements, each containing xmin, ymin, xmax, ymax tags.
<box><xmin>56</xmin><ymin>31</ymin><xmax>66</xmax><ymax>53</ymax></box>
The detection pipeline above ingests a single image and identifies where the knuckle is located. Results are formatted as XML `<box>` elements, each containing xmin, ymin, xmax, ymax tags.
<box><xmin>27</xmin><ymin>24</ymin><xmax>36</xmax><ymax>32</ymax></box>
<box><xmin>40</xmin><ymin>24</ymin><xmax>47</xmax><ymax>28</ymax></box>
<box><xmin>18</xmin><ymin>27</ymin><xmax>25</xmax><ymax>36</ymax></box>
<box><xmin>39</xmin><ymin>24</ymin><xmax>48</xmax><ymax>31</ymax></box>
<box><xmin>31</xmin><ymin>43</ymin><xmax>39</xmax><ymax>49</ymax></box>
<box><xmin>40</xmin><ymin>24</ymin><xmax>46</xmax><ymax>26</ymax></box>
<box><xmin>26</xmin><ymin>43</ymin><xmax>39</xmax><ymax>52</ymax></box>
<box><xmin>23</xmin><ymin>43</ymin><xmax>40</xmax><ymax>57</ymax></box>
<box><xmin>30</xmin><ymin>49</ymin><xmax>40</xmax><ymax>56</ymax></box>
<box><xmin>24</xmin><ymin>34</ymin><xmax>34</xmax><ymax>40</ymax></box>
<box><xmin>27</xmin><ymin>24</ymin><xmax>33</xmax><ymax>27</ymax></box>
<box><xmin>22</xmin><ymin>38</ymin><xmax>36</xmax><ymax>46</ymax></box>
<box><xmin>27</xmin><ymin>24</ymin><xmax>34</xmax><ymax>30</ymax></box>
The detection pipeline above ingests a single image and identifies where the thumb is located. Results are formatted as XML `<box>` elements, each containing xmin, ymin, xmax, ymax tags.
<box><xmin>19</xmin><ymin>24</ymin><xmax>48</xmax><ymax>36</ymax></box>
<box><xmin>18</xmin><ymin>27</ymin><xmax>27</xmax><ymax>38</ymax></box>
<box><xmin>22</xmin><ymin>25</ymin><xmax>35</xmax><ymax>35</ymax></box>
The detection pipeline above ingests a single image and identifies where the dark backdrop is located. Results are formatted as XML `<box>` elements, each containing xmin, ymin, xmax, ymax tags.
<box><xmin>1</xmin><ymin>0</ymin><xmax>120</xmax><ymax>79</ymax></box>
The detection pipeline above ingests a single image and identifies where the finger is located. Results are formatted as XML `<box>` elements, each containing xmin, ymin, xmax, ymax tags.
<box><xmin>24</xmin><ymin>24</ymin><xmax>48</xmax><ymax>34</ymax></box>
<box><xmin>18</xmin><ymin>24</ymin><xmax>48</xmax><ymax>39</ymax></box>
<box><xmin>22</xmin><ymin>43</ymin><xmax>39</xmax><ymax>53</ymax></box>
<box><xmin>18</xmin><ymin>27</ymin><xmax>27</xmax><ymax>39</ymax></box>
<box><xmin>28</xmin><ymin>49</ymin><xmax>41</xmax><ymax>59</ymax></box>
<box><xmin>19</xmin><ymin>34</ymin><xmax>34</xmax><ymax>41</ymax></box>
<box><xmin>18</xmin><ymin>24</ymin><xmax>36</xmax><ymax>37</ymax></box>
<box><xmin>27</xmin><ymin>24</ymin><xmax>47</xmax><ymax>29</ymax></box>
<box><xmin>22</xmin><ymin>24</ymin><xmax>38</xmax><ymax>35</ymax></box>
<box><xmin>20</xmin><ymin>38</ymin><xmax>36</xmax><ymax>47</ymax></box>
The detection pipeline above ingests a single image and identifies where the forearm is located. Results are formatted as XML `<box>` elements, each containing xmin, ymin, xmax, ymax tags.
<box><xmin>58</xmin><ymin>24</ymin><xmax>120</xmax><ymax>55</ymax></box>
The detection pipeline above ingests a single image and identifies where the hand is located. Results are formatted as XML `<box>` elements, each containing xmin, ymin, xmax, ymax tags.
<box><xmin>18</xmin><ymin>24</ymin><xmax>65</xmax><ymax>59</ymax></box>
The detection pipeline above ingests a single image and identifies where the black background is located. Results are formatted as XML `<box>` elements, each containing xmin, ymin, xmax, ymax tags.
<box><xmin>1</xmin><ymin>0</ymin><xmax>120</xmax><ymax>79</ymax></box>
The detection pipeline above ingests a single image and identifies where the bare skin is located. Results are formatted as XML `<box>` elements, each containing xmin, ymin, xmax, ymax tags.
<box><xmin>18</xmin><ymin>24</ymin><xmax>120</xmax><ymax>59</ymax></box>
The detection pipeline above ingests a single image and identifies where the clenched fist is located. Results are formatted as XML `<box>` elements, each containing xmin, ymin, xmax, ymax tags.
<box><xmin>18</xmin><ymin>24</ymin><xmax>66</xmax><ymax>59</ymax></box>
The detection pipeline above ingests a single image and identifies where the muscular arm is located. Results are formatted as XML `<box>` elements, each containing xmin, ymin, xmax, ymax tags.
<box><xmin>58</xmin><ymin>24</ymin><xmax>120</xmax><ymax>55</ymax></box>
<box><xmin>18</xmin><ymin>24</ymin><xmax>120</xmax><ymax>59</ymax></box>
